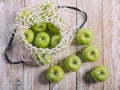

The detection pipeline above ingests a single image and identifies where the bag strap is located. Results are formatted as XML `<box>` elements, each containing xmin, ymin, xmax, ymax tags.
<box><xmin>5</xmin><ymin>30</ymin><xmax>25</xmax><ymax>64</ymax></box>
<box><xmin>58</xmin><ymin>5</ymin><xmax>87</xmax><ymax>30</ymax></box>
<box><xmin>5</xmin><ymin>6</ymin><xmax>87</xmax><ymax>64</ymax></box>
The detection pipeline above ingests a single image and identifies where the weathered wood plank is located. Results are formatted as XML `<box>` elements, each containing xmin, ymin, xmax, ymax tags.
<box><xmin>50</xmin><ymin>0</ymin><xmax>77</xmax><ymax>90</ymax></box>
<box><xmin>103</xmin><ymin>0</ymin><xmax>120</xmax><ymax>90</ymax></box>
<box><xmin>0</xmin><ymin>0</ymin><xmax>4</xmax><ymax>2</ymax></box>
<box><xmin>77</xmin><ymin>0</ymin><xmax>103</xmax><ymax>90</ymax></box>
<box><xmin>0</xmin><ymin>0</ymin><xmax>24</xmax><ymax>90</ymax></box>
<box><xmin>0</xmin><ymin>2</ymin><xmax>8</xmax><ymax>90</ymax></box>
<box><xmin>76</xmin><ymin>0</ymin><xmax>90</xmax><ymax>89</ymax></box>
<box><xmin>115</xmin><ymin>1</ymin><xmax>120</xmax><ymax>90</ymax></box>
<box><xmin>24</xmin><ymin>0</ymin><xmax>38</xmax><ymax>6</ymax></box>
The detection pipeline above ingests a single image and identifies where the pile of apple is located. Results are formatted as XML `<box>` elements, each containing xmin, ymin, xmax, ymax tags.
<box><xmin>24</xmin><ymin>22</ymin><xmax>61</xmax><ymax>48</ymax></box>
<box><xmin>47</xmin><ymin>29</ymin><xmax>109</xmax><ymax>83</ymax></box>
<box><xmin>18</xmin><ymin>1</ymin><xmax>109</xmax><ymax>84</ymax></box>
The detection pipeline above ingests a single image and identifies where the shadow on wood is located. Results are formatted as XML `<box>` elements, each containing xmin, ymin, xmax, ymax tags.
<box><xmin>83</xmin><ymin>69</ymin><xmax>96</xmax><ymax>84</ymax></box>
<box><xmin>38</xmin><ymin>69</ymin><xmax>49</xmax><ymax>84</ymax></box>
<box><xmin>57</xmin><ymin>57</ymin><xmax>71</xmax><ymax>73</ymax></box>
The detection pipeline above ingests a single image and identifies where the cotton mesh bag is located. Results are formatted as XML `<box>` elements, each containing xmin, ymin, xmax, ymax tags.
<box><xmin>5</xmin><ymin>0</ymin><xmax>87</xmax><ymax>65</ymax></box>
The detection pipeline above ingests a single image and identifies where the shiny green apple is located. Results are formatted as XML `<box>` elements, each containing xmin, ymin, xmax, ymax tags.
<box><xmin>47</xmin><ymin>65</ymin><xmax>64</xmax><ymax>83</ymax></box>
<box><xmin>65</xmin><ymin>54</ymin><xmax>82</xmax><ymax>72</ymax></box>
<box><xmin>82</xmin><ymin>45</ymin><xmax>99</xmax><ymax>62</ymax></box>
<box><xmin>32</xmin><ymin>22</ymin><xmax>47</xmax><ymax>32</ymax></box>
<box><xmin>24</xmin><ymin>29</ymin><xmax>34</xmax><ymax>43</ymax></box>
<box><xmin>48</xmin><ymin>23</ymin><xmax>60</xmax><ymax>33</ymax></box>
<box><xmin>77</xmin><ymin>28</ymin><xmax>93</xmax><ymax>45</ymax></box>
<box><xmin>91</xmin><ymin>66</ymin><xmax>109</xmax><ymax>82</ymax></box>
<box><xmin>51</xmin><ymin>34</ymin><xmax>61</xmax><ymax>48</ymax></box>
<box><xmin>35</xmin><ymin>32</ymin><xmax>50</xmax><ymax>48</ymax></box>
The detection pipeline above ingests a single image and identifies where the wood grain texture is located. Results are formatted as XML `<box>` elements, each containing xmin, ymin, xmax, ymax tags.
<box><xmin>77</xmin><ymin>0</ymin><xmax>103</xmax><ymax>90</ymax></box>
<box><xmin>0</xmin><ymin>0</ymin><xmax>24</xmax><ymax>90</ymax></box>
<box><xmin>103</xmin><ymin>0</ymin><xmax>120</xmax><ymax>90</ymax></box>
<box><xmin>0</xmin><ymin>0</ymin><xmax>120</xmax><ymax>90</ymax></box>
<box><xmin>0</xmin><ymin>0</ymin><xmax>4</xmax><ymax>2</ymax></box>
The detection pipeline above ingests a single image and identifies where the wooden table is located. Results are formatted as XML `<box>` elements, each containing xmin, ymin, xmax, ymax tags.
<box><xmin>0</xmin><ymin>0</ymin><xmax>120</xmax><ymax>90</ymax></box>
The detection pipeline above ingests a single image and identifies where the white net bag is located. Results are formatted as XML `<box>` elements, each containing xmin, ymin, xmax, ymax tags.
<box><xmin>5</xmin><ymin>0</ymin><xmax>87</xmax><ymax>65</ymax></box>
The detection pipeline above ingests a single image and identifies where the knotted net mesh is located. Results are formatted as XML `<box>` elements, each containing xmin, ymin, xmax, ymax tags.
<box><xmin>11</xmin><ymin>0</ymin><xmax>78</xmax><ymax>65</ymax></box>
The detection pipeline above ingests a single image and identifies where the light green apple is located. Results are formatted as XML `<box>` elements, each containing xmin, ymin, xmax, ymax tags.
<box><xmin>65</xmin><ymin>54</ymin><xmax>82</xmax><ymax>72</ymax></box>
<box><xmin>47</xmin><ymin>65</ymin><xmax>64</xmax><ymax>83</ymax></box>
<box><xmin>77</xmin><ymin>28</ymin><xmax>93</xmax><ymax>45</ymax></box>
<box><xmin>82</xmin><ymin>45</ymin><xmax>99</xmax><ymax>62</ymax></box>
<box><xmin>48</xmin><ymin>23</ymin><xmax>60</xmax><ymax>33</ymax></box>
<box><xmin>91</xmin><ymin>66</ymin><xmax>109</xmax><ymax>82</ymax></box>
<box><xmin>37</xmin><ymin>53</ymin><xmax>53</xmax><ymax>65</ymax></box>
<box><xmin>51</xmin><ymin>34</ymin><xmax>61</xmax><ymax>48</ymax></box>
<box><xmin>24</xmin><ymin>29</ymin><xmax>34</xmax><ymax>43</ymax></box>
<box><xmin>32</xmin><ymin>22</ymin><xmax>47</xmax><ymax>32</ymax></box>
<box><xmin>35</xmin><ymin>32</ymin><xmax>50</xmax><ymax>48</ymax></box>
<box><xmin>17</xmin><ymin>10</ymin><xmax>32</xmax><ymax>19</ymax></box>
<box><xmin>40</xmin><ymin>2</ymin><xmax>52</xmax><ymax>11</ymax></box>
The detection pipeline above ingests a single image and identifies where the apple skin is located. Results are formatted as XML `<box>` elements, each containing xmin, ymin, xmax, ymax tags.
<box><xmin>35</xmin><ymin>32</ymin><xmax>50</xmax><ymax>48</ymax></box>
<box><xmin>65</xmin><ymin>55</ymin><xmax>82</xmax><ymax>72</ymax></box>
<box><xmin>91</xmin><ymin>66</ymin><xmax>109</xmax><ymax>82</ymax></box>
<box><xmin>48</xmin><ymin>23</ymin><xmax>60</xmax><ymax>33</ymax></box>
<box><xmin>47</xmin><ymin>65</ymin><xmax>64</xmax><ymax>83</ymax></box>
<box><xmin>82</xmin><ymin>45</ymin><xmax>99</xmax><ymax>62</ymax></box>
<box><xmin>24</xmin><ymin>29</ymin><xmax>34</xmax><ymax>43</ymax></box>
<box><xmin>51</xmin><ymin>34</ymin><xmax>61</xmax><ymax>48</ymax></box>
<box><xmin>32</xmin><ymin>22</ymin><xmax>47</xmax><ymax>32</ymax></box>
<box><xmin>77</xmin><ymin>29</ymin><xmax>93</xmax><ymax>45</ymax></box>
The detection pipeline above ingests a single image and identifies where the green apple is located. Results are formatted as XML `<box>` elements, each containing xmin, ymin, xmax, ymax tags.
<box><xmin>17</xmin><ymin>10</ymin><xmax>35</xmax><ymax>25</ymax></box>
<box><xmin>37</xmin><ymin>54</ymin><xmax>53</xmax><ymax>65</ymax></box>
<box><xmin>91</xmin><ymin>66</ymin><xmax>109</xmax><ymax>82</ymax></box>
<box><xmin>59</xmin><ymin>17</ymin><xmax>64</xmax><ymax>24</ymax></box>
<box><xmin>77</xmin><ymin>28</ymin><xmax>93</xmax><ymax>45</ymax></box>
<box><xmin>48</xmin><ymin>23</ymin><xmax>60</xmax><ymax>33</ymax></box>
<box><xmin>35</xmin><ymin>32</ymin><xmax>50</xmax><ymax>48</ymax></box>
<box><xmin>47</xmin><ymin>65</ymin><xmax>64</xmax><ymax>83</ymax></box>
<box><xmin>32</xmin><ymin>22</ymin><xmax>47</xmax><ymax>32</ymax></box>
<box><xmin>17</xmin><ymin>10</ymin><xmax>32</xmax><ymax>19</ymax></box>
<box><xmin>65</xmin><ymin>55</ymin><xmax>82</xmax><ymax>72</ymax></box>
<box><xmin>24</xmin><ymin>29</ymin><xmax>34</xmax><ymax>43</ymax></box>
<box><xmin>40</xmin><ymin>2</ymin><xmax>52</xmax><ymax>11</ymax></box>
<box><xmin>82</xmin><ymin>45</ymin><xmax>99</xmax><ymax>62</ymax></box>
<box><xmin>47</xmin><ymin>9</ymin><xmax>57</xmax><ymax>17</ymax></box>
<box><xmin>51</xmin><ymin>34</ymin><xmax>61</xmax><ymax>48</ymax></box>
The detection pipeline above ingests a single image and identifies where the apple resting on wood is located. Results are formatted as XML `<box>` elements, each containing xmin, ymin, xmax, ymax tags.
<box><xmin>47</xmin><ymin>65</ymin><xmax>64</xmax><ymax>83</ymax></box>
